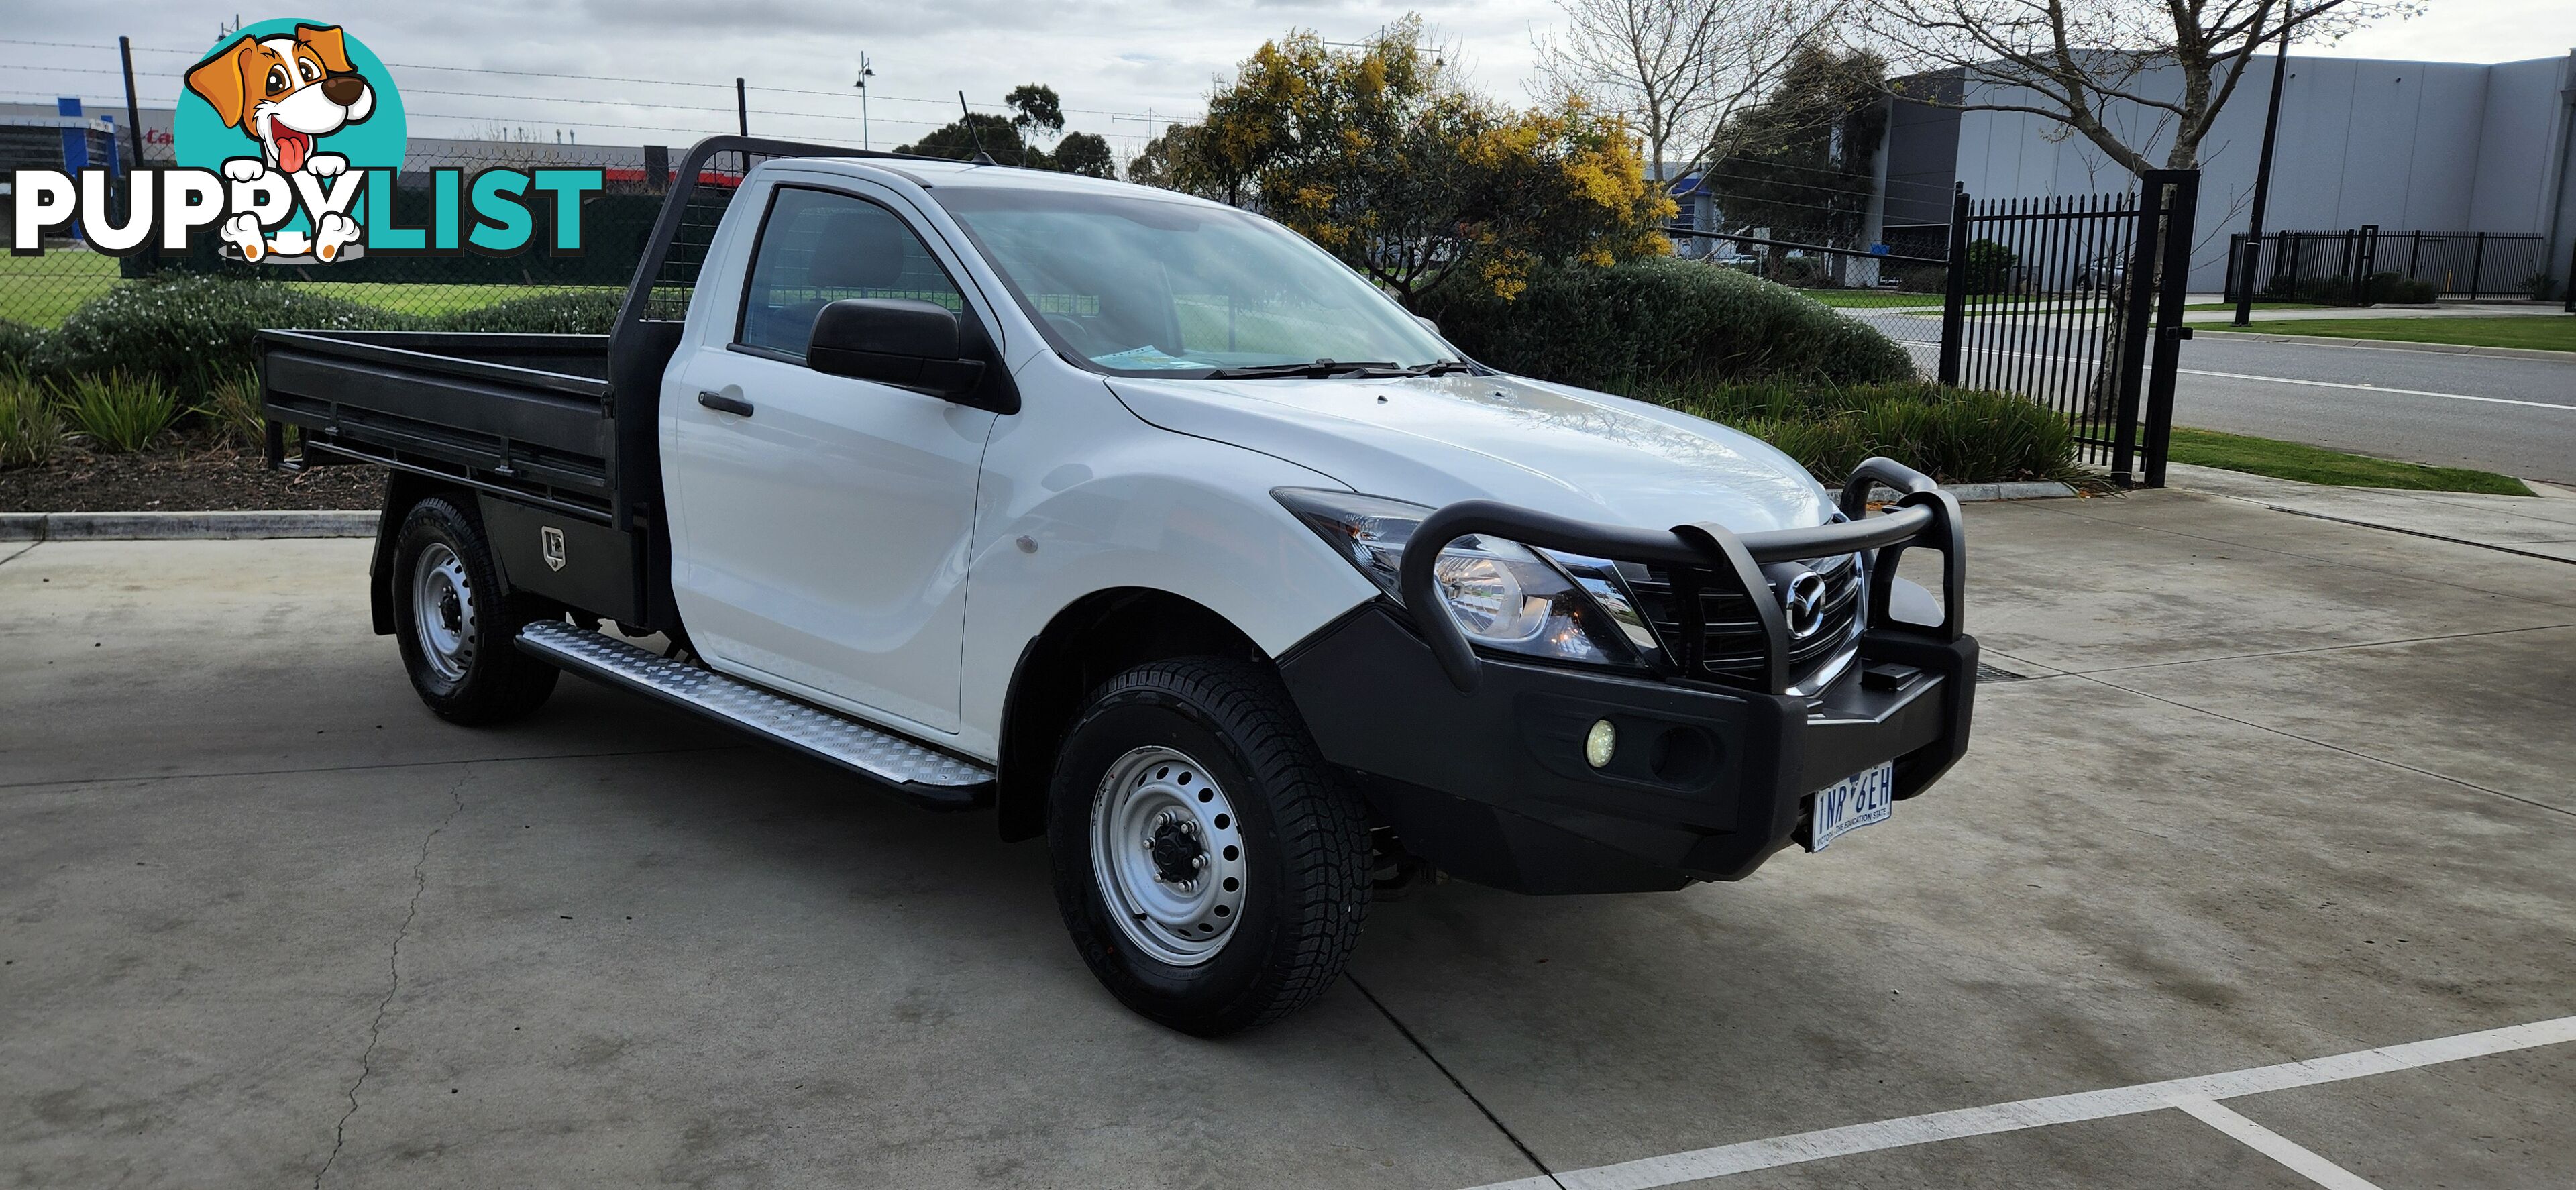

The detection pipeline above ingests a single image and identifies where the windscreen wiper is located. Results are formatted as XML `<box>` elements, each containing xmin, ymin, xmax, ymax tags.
<box><xmin>1340</xmin><ymin>360</ymin><xmax>1481</xmax><ymax>378</ymax></box>
<box><xmin>1201</xmin><ymin>360</ymin><xmax>1403</xmax><ymax>380</ymax></box>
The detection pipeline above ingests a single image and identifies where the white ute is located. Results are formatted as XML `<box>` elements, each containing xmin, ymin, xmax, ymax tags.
<box><xmin>256</xmin><ymin>138</ymin><xmax>1977</xmax><ymax>1034</ymax></box>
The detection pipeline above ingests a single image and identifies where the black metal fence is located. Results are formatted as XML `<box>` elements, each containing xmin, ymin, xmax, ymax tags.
<box><xmin>1941</xmin><ymin>172</ymin><xmax>2200</xmax><ymax>485</ymax></box>
<box><xmin>1674</xmin><ymin>174</ymin><xmax>2200</xmax><ymax>486</ymax></box>
<box><xmin>2223</xmin><ymin>228</ymin><xmax>2553</xmax><ymax>303</ymax></box>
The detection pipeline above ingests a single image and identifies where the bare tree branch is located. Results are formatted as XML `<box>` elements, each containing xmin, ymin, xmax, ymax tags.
<box><xmin>1536</xmin><ymin>0</ymin><xmax>1843</xmax><ymax>176</ymax></box>
<box><xmin>1858</xmin><ymin>0</ymin><xmax>2420</xmax><ymax>172</ymax></box>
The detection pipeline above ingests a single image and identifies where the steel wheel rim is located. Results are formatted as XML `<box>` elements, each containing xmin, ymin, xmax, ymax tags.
<box><xmin>411</xmin><ymin>542</ymin><xmax>476</xmax><ymax>686</ymax></box>
<box><xmin>1089</xmin><ymin>745</ymin><xmax>1248</xmax><ymax>966</ymax></box>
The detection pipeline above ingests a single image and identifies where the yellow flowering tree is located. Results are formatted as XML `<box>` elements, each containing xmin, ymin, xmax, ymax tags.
<box><xmin>1163</xmin><ymin>18</ymin><xmax>1675</xmax><ymax>305</ymax></box>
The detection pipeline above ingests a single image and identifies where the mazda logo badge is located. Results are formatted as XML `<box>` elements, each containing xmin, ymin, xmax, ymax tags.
<box><xmin>1782</xmin><ymin>569</ymin><xmax>1827</xmax><ymax>639</ymax></box>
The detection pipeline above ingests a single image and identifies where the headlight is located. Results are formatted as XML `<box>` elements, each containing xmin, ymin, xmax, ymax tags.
<box><xmin>1273</xmin><ymin>488</ymin><xmax>1646</xmax><ymax>667</ymax></box>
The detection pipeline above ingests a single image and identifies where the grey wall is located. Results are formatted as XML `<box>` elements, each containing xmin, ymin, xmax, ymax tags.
<box><xmin>1904</xmin><ymin>51</ymin><xmax>2576</xmax><ymax>291</ymax></box>
<box><xmin>1883</xmin><ymin>74</ymin><xmax>1964</xmax><ymax>229</ymax></box>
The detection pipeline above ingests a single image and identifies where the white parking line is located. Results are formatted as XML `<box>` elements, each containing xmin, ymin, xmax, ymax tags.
<box><xmin>2172</xmin><ymin>1097</ymin><xmax>2384</xmax><ymax>1190</ymax></box>
<box><xmin>2177</xmin><ymin>369</ymin><xmax>2576</xmax><ymax>412</ymax></box>
<box><xmin>1460</xmin><ymin>1014</ymin><xmax>2576</xmax><ymax>1190</ymax></box>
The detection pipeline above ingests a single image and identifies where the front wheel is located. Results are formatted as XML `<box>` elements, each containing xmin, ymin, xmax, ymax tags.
<box><xmin>1048</xmin><ymin>657</ymin><xmax>1370</xmax><ymax>1035</ymax></box>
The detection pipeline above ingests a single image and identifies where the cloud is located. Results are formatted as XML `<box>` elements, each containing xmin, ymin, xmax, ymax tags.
<box><xmin>11</xmin><ymin>0</ymin><xmax>2557</xmax><ymax>156</ymax></box>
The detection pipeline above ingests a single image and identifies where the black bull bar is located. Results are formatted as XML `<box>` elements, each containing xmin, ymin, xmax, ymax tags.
<box><xmin>1395</xmin><ymin>457</ymin><xmax>1967</xmax><ymax>694</ymax></box>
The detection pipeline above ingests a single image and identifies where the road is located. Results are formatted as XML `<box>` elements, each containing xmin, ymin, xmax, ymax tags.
<box><xmin>1846</xmin><ymin>306</ymin><xmax>2576</xmax><ymax>484</ymax></box>
<box><xmin>2171</xmin><ymin>335</ymin><xmax>2576</xmax><ymax>485</ymax></box>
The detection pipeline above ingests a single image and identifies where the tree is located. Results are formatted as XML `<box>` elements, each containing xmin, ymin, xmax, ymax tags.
<box><xmin>1163</xmin><ymin>19</ymin><xmax>1675</xmax><ymax>303</ymax></box>
<box><xmin>897</xmin><ymin>83</ymin><xmax>1114</xmax><ymax>177</ymax></box>
<box><xmin>1122</xmin><ymin>123</ymin><xmax>1199</xmax><ymax>190</ymax></box>
<box><xmin>1534</xmin><ymin>0</ymin><xmax>1839</xmax><ymax>178</ymax></box>
<box><xmin>1005</xmin><ymin>84</ymin><xmax>1065</xmax><ymax>141</ymax></box>
<box><xmin>896</xmin><ymin>113</ymin><xmax>1035</xmax><ymax>165</ymax></box>
<box><xmin>1053</xmin><ymin>131</ymin><xmax>1116</xmax><ymax>178</ymax></box>
<box><xmin>1702</xmin><ymin>44</ymin><xmax>1888</xmax><ymax>247</ymax></box>
<box><xmin>1860</xmin><ymin>0</ymin><xmax>2416</xmax><ymax>174</ymax></box>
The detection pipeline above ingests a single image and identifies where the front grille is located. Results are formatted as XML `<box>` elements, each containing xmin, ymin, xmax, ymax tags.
<box><xmin>1623</xmin><ymin>553</ymin><xmax>1861</xmax><ymax>688</ymax></box>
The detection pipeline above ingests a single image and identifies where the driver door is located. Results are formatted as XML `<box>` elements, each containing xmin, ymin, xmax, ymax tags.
<box><xmin>662</xmin><ymin>180</ymin><xmax>998</xmax><ymax>735</ymax></box>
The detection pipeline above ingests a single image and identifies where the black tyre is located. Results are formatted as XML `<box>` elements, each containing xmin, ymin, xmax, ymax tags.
<box><xmin>389</xmin><ymin>495</ymin><xmax>559</xmax><ymax>725</ymax></box>
<box><xmin>1048</xmin><ymin>657</ymin><xmax>1370</xmax><ymax>1035</ymax></box>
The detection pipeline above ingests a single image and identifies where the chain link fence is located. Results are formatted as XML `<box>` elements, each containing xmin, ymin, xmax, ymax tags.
<box><xmin>1669</xmin><ymin>228</ymin><xmax>1953</xmax><ymax>376</ymax></box>
<box><xmin>2</xmin><ymin>144</ymin><xmax>672</xmax><ymax>332</ymax></box>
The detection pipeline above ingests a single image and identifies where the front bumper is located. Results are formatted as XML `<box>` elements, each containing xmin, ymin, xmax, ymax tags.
<box><xmin>1276</xmin><ymin>457</ymin><xmax>1976</xmax><ymax>894</ymax></box>
<box><xmin>1280</xmin><ymin>608</ymin><xmax>1974</xmax><ymax>893</ymax></box>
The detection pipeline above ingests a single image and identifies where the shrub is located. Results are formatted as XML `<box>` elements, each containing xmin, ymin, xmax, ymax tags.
<box><xmin>0</xmin><ymin>370</ymin><xmax>67</xmax><ymax>469</ymax></box>
<box><xmin>1615</xmin><ymin>377</ymin><xmax>2084</xmax><ymax>486</ymax></box>
<box><xmin>0</xmin><ymin>319</ymin><xmax>45</xmax><ymax>375</ymax></box>
<box><xmin>1963</xmin><ymin>238</ymin><xmax>2017</xmax><ymax>295</ymax></box>
<box><xmin>424</xmin><ymin>288</ymin><xmax>624</xmax><ymax>334</ymax></box>
<box><xmin>196</xmin><ymin>368</ymin><xmax>268</xmax><ymax>449</ymax></box>
<box><xmin>1418</xmin><ymin>256</ymin><xmax>1915</xmax><ymax>390</ymax></box>
<box><xmin>56</xmin><ymin>372</ymin><xmax>180</xmax><ymax>453</ymax></box>
<box><xmin>34</xmin><ymin>276</ymin><xmax>408</xmax><ymax>392</ymax></box>
<box><xmin>2260</xmin><ymin>270</ymin><xmax>2437</xmax><ymax>306</ymax></box>
<box><xmin>2373</xmin><ymin>272</ymin><xmax>2438</xmax><ymax>303</ymax></box>
<box><xmin>1764</xmin><ymin>254</ymin><xmax>1830</xmax><ymax>288</ymax></box>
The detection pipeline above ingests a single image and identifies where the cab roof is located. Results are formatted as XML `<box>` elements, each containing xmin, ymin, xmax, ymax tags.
<box><xmin>784</xmin><ymin>154</ymin><xmax>1215</xmax><ymax>205</ymax></box>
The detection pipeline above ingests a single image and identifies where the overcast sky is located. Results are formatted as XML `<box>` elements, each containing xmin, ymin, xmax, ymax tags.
<box><xmin>5</xmin><ymin>1</ymin><xmax>2572</xmax><ymax>158</ymax></box>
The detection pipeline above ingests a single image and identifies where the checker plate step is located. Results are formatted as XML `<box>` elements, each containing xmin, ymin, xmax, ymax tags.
<box><xmin>518</xmin><ymin>619</ymin><xmax>993</xmax><ymax>806</ymax></box>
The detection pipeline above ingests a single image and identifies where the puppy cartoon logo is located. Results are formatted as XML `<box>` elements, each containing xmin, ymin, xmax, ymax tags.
<box><xmin>186</xmin><ymin>25</ymin><xmax>374</xmax><ymax>180</ymax></box>
<box><xmin>11</xmin><ymin>23</ymin><xmax>600</xmax><ymax>266</ymax></box>
<box><xmin>174</xmin><ymin>19</ymin><xmax>405</xmax><ymax>262</ymax></box>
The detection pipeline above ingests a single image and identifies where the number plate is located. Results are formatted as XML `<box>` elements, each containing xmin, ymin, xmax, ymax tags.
<box><xmin>1807</xmin><ymin>761</ymin><xmax>1894</xmax><ymax>852</ymax></box>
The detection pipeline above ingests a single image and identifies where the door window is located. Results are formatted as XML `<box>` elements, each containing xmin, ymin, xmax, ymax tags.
<box><xmin>737</xmin><ymin>187</ymin><xmax>963</xmax><ymax>359</ymax></box>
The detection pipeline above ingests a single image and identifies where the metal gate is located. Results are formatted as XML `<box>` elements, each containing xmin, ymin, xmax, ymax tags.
<box><xmin>1935</xmin><ymin>170</ymin><xmax>2200</xmax><ymax>487</ymax></box>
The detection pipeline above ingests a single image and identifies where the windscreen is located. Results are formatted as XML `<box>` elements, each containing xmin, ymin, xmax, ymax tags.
<box><xmin>933</xmin><ymin>187</ymin><xmax>1452</xmax><ymax>376</ymax></box>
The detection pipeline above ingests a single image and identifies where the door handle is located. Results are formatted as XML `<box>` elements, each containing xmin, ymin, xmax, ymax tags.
<box><xmin>697</xmin><ymin>390</ymin><xmax>754</xmax><ymax>417</ymax></box>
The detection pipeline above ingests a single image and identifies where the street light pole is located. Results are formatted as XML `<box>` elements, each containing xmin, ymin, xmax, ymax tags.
<box><xmin>2233</xmin><ymin>22</ymin><xmax>2292</xmax><ymax>327</ymax></box>
<box><xmin>855</xmin><ymin>54</ymin><xmax>875</xmax><ymax>151</ymax></box>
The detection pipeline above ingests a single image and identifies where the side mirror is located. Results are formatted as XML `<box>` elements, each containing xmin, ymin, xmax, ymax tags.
<box><xmin>1413</xmin><ymin>313</ymin><xmax>1442</xmax><ymax>338</ymax></box>
<box><xmin>806</xmin><ymin>298</ymin><xmax>986</xmax><ymax>400</ymax></box>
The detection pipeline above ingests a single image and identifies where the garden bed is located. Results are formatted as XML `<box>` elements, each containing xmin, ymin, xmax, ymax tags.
<box><xmin>0</xmin><ymin>439</ymin><xmax>382</xmax><ymax>513</ymax></box>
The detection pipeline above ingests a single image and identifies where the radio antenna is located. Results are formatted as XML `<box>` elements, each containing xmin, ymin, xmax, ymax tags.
<box><xmin>959</xmin><ymin>91</ymin><xmax>996</xmax><ymax>165</ymax></box>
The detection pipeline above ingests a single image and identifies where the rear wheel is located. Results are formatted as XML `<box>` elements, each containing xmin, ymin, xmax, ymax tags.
<box><xmin>1048</xmin><ymin>657</ymin><xmax>1370</xmax><ymax>1035</ymax></box>
<box><xmin>390</xmin><ymin>496</ymin><xmax>558</xmax><ymax>724</ymax></box>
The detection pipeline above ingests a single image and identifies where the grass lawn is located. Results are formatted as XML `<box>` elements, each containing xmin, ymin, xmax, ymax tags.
<box><xmin>2199</xmin><ymin>315</ymin><xmax>2576</xmax><ymax>352</ymax></box>
<box><xmin>2169</xmin><ymin>427</ymin><xmax>2532</xmax><ymax>495</ymax></box>
<box><xmin>1</xmin><ymin>251</ymin><xmax>609</xmax><ymax>327</ymax></box>
<box><xmin>0</xmin><ymin>251</ymin><xmax>124</xmax><ymax>327</ymax></box>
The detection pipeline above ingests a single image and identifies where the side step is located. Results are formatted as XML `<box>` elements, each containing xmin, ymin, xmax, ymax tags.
<box><xmin>517</xmin><ymin>619</ymin><xmax>994</xmax><ymax>809</ymax></box>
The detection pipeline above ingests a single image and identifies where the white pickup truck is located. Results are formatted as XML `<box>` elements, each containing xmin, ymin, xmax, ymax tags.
<box><xmin>256</xmin><ymin>137</ymin><xmax>1976</xmax><ymax>1035</ymax></box>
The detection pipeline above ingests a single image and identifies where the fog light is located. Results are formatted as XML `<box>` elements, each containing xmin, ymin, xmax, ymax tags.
<box><xmin>1584</xmin><ymin>719</ymin><xmax>1616</xmax><ymax>768</ymax></box>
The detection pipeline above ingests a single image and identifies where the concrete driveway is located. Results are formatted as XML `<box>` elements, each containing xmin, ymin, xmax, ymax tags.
<box><xmin>3</xmin><ymin>486</ymin><xmax>2571</xmax><ymax>1189</ymax></box>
